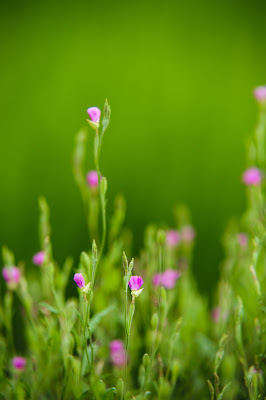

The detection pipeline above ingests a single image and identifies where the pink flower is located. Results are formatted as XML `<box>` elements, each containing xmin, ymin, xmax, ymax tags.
<box><xmin>87</xmin><ymin>107</ymin><xmax>101</xmax><ymax>123</ymax></box>
<box><xmin>32</xmin><ymin>251</ymin><xmax>45</xmax><ymax>266</ymax></box>
<box><xmin>128</xmin><ymin>276</ymin><xmax>144</xmax><ymax>291</ymax></box>
<box><xmin>161</xmin><ymin>269</ymin><xmax>180</xmax><ymax>289</ymax></box>
<box><xmin>166</xmin><ymin>230</ymin><xmax>180</xmax><ymax>247</ymax></box>
<box><xmin>86</xmin><ymin>170</ymin><xmax>98</xmax><ymax>188</ymax></box>
<box><xmin>242</xmin><ymin>167</ymin><xmax>262</xmax><ymax>186</ymax></box>
<box><xmin>211</xmin><ymin>307</ymin><xmax>220</xmax><ymax>323</ymax></box>
<box><xmin>73</xmin><ymin>273</ymin><xmax>85</xmax><ymax>288</ymax></box>
<box><xmin>181</xmin><ymin>226</ymin><xmax>195</xmax><ymax>243</ymax></box>
<box><xmin>12</xmin><ymin>356</ymin><xmax>26</xmax><ymax>370</ymax></box>
<box><xmin>253</xmin><ymin>86</ymin><xmax>266</xmax><ymax>102</ymax></box>
<box><xmin>110</xmin><ymin>340</ymin><xmax>126</xmax><ymax>367</ymax></box>
<box><xmin>237</xmin><ymin>233</ymin><xmax>248</xmax><ymax>247</ymax></box>
<box><xmin>2</xmin><ymin>267</ymin><xmax>21</xmax><ymax>286</ymax></box>
<box><xmin>152</xmin><ymin>273</ymin><xmax>161</xmax><ymax>287</ymax></box>
<box><xmin>152</xmin><ymin>269</ymin><xmax>180</xmax><ymax>289</ymax></box>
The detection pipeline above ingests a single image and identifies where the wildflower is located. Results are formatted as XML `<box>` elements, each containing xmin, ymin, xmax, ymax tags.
<box><xmin>253</xmin><ymin>86</ymin><xmax>266</xmax><ymax>103</ymax></box>
<box><xmin>73</xmin><ymin>273</ymin><xmax>91</xmax><ymax>294</ymax></box>
<box><xmin>110</xmin><ymin>340</ymin><xmax>126</xmax><ymax>367</ymax></box>
<box><xmin>2</xmin><ymin>266</ymin><xmax>21</xmax><ymax>288</ymax></box>
<box><xmin>32</xmin><ymin>251</ymin><xmax>45</xmax><ymax>266</ymax></box>
<box><xmin>242</xmin><ymin>167</ymin><xmax>262</xmax><ymax>186</ymax></box>
<box><xmin>12</xmin><ymin>356</ymin><xmax>26</xmax><ymax>371</ymax></box>
<box><xmin>73</xmin><ymin>273</ymin><xmax>85</xmax><ymax>288</ymax></box>
<box><xmin>152</xmin><ymin>273</ymin><xmax>161</xmax><ymax>287</ymax></box>
<box><xmin>128</xmin><ymin>275</ymin><xmax>144</xmax><ymax>297</ymax></box>
<box><xmin>87</xmin><ymin>107</ymin><xmax>101</xmax><ymax>129</ymax></box>
<box><xmin>166</xmin><ymin>230</ymin><xmax>180</xmax><ymax>247</ymax></box>
<box><xmin>161</xmin><ymin>269</ymin><xmax>180</xmax><ymax>289</ymax></box>
<box><xmin>181</xmin><ymin>225</ymin><xmax>195</xmax><ymax>243</ymax></box>
<box><xmin>87</xmin><ymin>107</ymin><xmax>101</xmax><ymax>122</ymax></box>
<box><xmin>237</xmin><ymin>233</ymin><xmax>248</xmax><ymax>247</ymax></box>
<box><xmin>86</xmin><ymin>170</ymin><xmax>98</xmax><ymax>188</ymax></box>
<box><xmin>152</xmin><ymin>269</ymin><xmax>180</xmax><ymax>289</ymax></box>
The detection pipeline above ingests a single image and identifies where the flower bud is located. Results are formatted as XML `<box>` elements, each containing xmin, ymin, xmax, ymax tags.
<box><xmin>128</xmin><ymin>275</ymin><xmax>144</xmax><ymax>291</ymax></box>
<box><xmin>242</xmin><ymin>167</ymin><xmax>262</xmax><ymax>186</ymax></box>
<box><xmin>32</xmin><ymin>251</ymin><xmax>45</xmax><ymax>266</ymax></box>
<box><xmin>86</xmin><ymin>170</ymin><xmax>98</xmax><ymax>188</ymax></box>
<box><xmin>73</xmin><ymin>273</ymin><xmax>85</xmax><ymax>288</ymax></box>
<box><xmin>151</xmin><ymin>313</ymin><xmax>158</xmax><ymax>330</ymax></box>
<box><xmin>142</xmin><ymin>353</ymin><xmax>150</xmax><ymax>369</ymax></box>
<box><xmin>12</xmin><ymin>356</ymin><xmax>26</xmax><ymax>371</ymax></box>
<box><xmin>87</xmin><ymin>107</ymin><xmax>101</xmax><ymax>129</ymax></box>
<box><xmin>2</xmin><ymin>266</ymin><xmax>21</xmax><ymax>289</ymax></box>
<box><xmin>157</xmin><ymin>229</ymin><xmax>166</xmax><ymax>246</ymax></box>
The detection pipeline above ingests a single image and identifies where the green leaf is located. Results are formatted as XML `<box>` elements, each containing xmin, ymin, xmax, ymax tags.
<box><xmin>102</xmin><ymin>387</ymin><xmax>116</xmax><ymax>400</ymax></box>
<box><xmin>235</xmin><ymin>296</ymin><xmax>245</xmax><ymax>357</ymax></box>
<box><xmin>217</xmin><ymin>382</ymin><xmax>231</xmax><ymax>399</ymax></box>
<box><xmin>39</xmin><ymin>302</ymin><xmax>59</xmax><ymax>314</ymax></box>
<box><xmin>127</xmin><ymin>303</ymin><xmax>135</xmax><ymax>335</ymax></box>
<box><xmin>207</xmin><ymin>380</ymin><xmax>214</xmax><ymax>400</ymax></box>
<box><xmin>75</xmin><ymin>308</ymin><xmax>84</xmax><ymax>326</ymax></box>
<box><xmin>214</xmin><ymin>334</ymin><xmax>228</xmax><ymax>373</ymax></box>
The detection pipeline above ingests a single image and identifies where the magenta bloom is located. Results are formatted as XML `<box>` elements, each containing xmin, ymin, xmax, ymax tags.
<box><xmin>237</xmin><ymin>233</ymin><xmax>248</xmax><ymax>247</ymax></box>
<box><xmin>12</xmin><ymin>356</ymin><xmax>26</xmax><ymax>370</ymax></box>
<box><xmin>161</xmin><ymin>269</ymin><xmax>180</xmax><ymax>289</ymax></box>
<box><xmin>110</xmin><ymin>340</ymin><xmax>126</xmax><ymax>367</ymax></box>
<box><xmin>128</xmin><ymin>276</ymin><xmax>144</xmax><ymax>291</ymax></box>
<box><xmin>32</xmin><ymin>251</ymin><xmax>45</xmax><ymax>266</ymax></box>
<box><xmin>87</xmin><ymin>107</ymin><xmax>101</xmax><ymax>123</ymax></box>
<box><xmin>253</xmin><ymin>86</ymin><xmax>266</xmax><ymax>102</ymax></box>
<box><xmin>86</xmin><ymin>170</ymin><xmax>98</xmax><ymax>188</ymax></box>
<box><xmin>166</xmin><ymin>230</ymin><xmax>180</xmax><ymax>247</ymax></box>
<box><xmin>2</xmin><ymin>267</ymin><xmax>21</xmax><ymax>285</ymax></box>
<box><xmin>181</xmin><ymin>225</ymin><xmax>195</xmax><ymax>243</ymax></box>
<box><xmin>73</xmin><ymin>273</ymin><xmax>85</xmax><ymax>288</ymax></box>
<box><xmin>242</xmin><ymin>167</ymin><xmax>262</xmax><ymax>186</ymax></box>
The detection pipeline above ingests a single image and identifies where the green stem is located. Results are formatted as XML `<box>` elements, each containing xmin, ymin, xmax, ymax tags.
<box><xmin>145</xmin><ymin>240</ymin><xmax>165</xmax><ymax>391</ymax></box>
<box><xmin>4</xmin><ymin>290</ymin><xmax>14</xmax><ymax>353</ymax></box>
<box><xmin>255</xmin><ymin>108</ymin><xmax>266</xmax><ymax>168</ymax></box>
<box><xmin>94</xmin><ymin>129</ymin><xmax>107</xmax><ymax>278</ymax></box>
<box><xmin>80</xmin><ymin>299</ymin><xmax>91</xmax><ymax>380</ymax></box>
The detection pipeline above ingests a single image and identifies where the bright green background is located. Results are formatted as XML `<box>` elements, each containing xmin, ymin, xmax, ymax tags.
<box><xmin>1</xmin><ymin>0</ymin><xmax>266</xmax><ymax>293</ymax></box>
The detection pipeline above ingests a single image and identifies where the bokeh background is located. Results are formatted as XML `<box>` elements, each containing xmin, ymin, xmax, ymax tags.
<box><xmin>1</xmin><ymin>0</ymin><xmax>266</xmax><ymax>294</ymax></box>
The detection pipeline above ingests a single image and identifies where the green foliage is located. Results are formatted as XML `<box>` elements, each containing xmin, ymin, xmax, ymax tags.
<box><xmin>1</xmin><ymin>98</ymin><xmax>266</xmax><ymax>399</ymax></box>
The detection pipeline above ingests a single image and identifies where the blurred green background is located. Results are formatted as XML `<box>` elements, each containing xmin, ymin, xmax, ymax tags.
<box><xmin>0</xmin><ymin>0</ymin><xmax>266</xmax><ymax>293</ymax></box>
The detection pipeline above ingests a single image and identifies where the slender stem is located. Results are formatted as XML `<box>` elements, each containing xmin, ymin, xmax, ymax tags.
<box><xmin>94</xmin><ymin>128</ymin><xmax>107</xmax><ymax>278</ymax></box>
<box><xmin>80</xmin><ymin>298</ymin><xmax>91</xmax><ymax>380</ymax></box>
<box><xmin>5</xmin><ymin>290</ymin><xmax>14</xmax><ymax>353</ymax></box>
<box><xmin>124</xmin><ymin>286</ymin><xmax>129</xmax><ymax>400</ymax></box>
<box><xmin>145</xmin><ymin>241</ymin><xmax>165</xmax><ymax>391</ymax></box>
